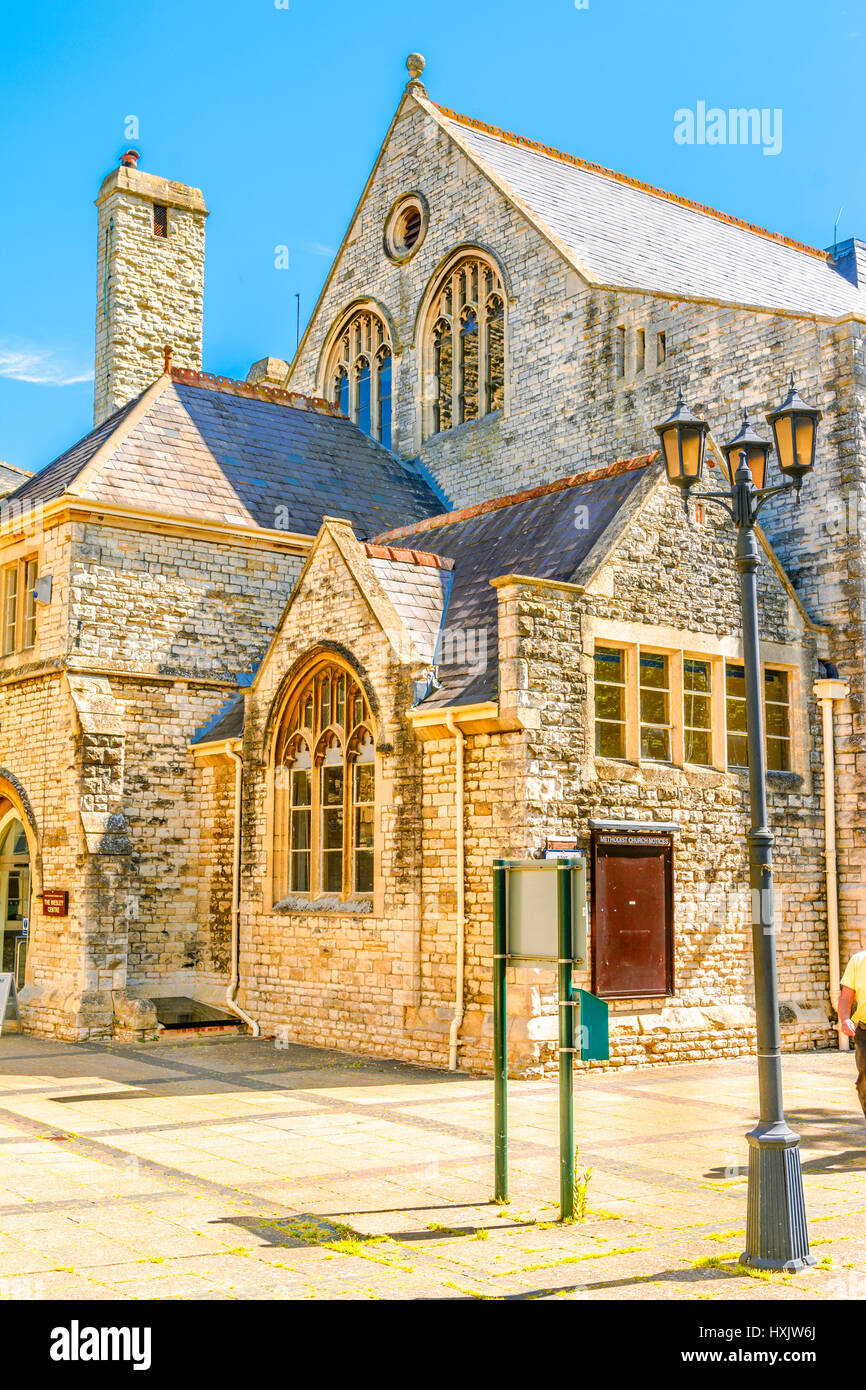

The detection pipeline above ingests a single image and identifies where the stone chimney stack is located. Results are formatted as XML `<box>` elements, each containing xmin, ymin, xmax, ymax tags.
<box><xmin>94</xmin><ymin>151</ymin><xmax>209</xmax><ymax>425</ymax></box>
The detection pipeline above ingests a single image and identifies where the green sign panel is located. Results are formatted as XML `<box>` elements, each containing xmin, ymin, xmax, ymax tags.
<box><xmin>576</xmin><ymin>988</ymin><xmax>609</xmax><ymax>1062</ymax></box>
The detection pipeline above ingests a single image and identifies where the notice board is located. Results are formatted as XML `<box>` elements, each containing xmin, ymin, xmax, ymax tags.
<box><xmin>590</xmin><ymin>828</ymin><xmax>674</xmax><ymax>999</ymax></box>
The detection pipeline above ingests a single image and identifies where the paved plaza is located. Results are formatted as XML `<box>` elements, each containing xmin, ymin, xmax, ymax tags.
<box><xmin>0</xmin><ymin>1032</ymin><xmax>864</xmax><ymax>1300</ymax></box>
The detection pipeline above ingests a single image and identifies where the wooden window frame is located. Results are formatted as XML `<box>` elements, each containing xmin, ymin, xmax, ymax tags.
<box><xmin>1</xmin><ymin>556</ymin><xmax>38</xmax><ymax>656</ymax></box>
<box><xmin>724</xmin><ymin>659</ymin><xmax>797</xmax><ymax>774</ymax></box>
<box><xmin>271</xmin><ymin>659</ymin><xmax>377</xmax><ymax>906</ymax></box>
<box><xmin>638</xmin><ymin>648</ymin><xmax>673</xmax><ymax>763</ymax></box>
<box><xmin>682</xmin><ymin>654</ymin><xmax>714</xmax><ymax>768</ymax></box>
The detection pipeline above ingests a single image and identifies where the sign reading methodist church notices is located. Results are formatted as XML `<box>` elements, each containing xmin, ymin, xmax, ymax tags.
<box><xmin>590</xmin><ymin>823</ymin><xmax>676</xmax><ymax>1001</ymax></box>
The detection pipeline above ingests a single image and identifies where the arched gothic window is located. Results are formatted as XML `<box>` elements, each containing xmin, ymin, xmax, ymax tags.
<box><xmin>327</xmin><ymin>310</ymin><xmax>393</xmax><ymax>448</ymax></box>
<box><xmin>272</xmin><ymin>659</ymin><xmax>376</xmax><ymax>904</ymax></box>
<box><xmin>427</xmin><ymin>257</ymin><xmax>505</xmax><ymax>438</ymax></box>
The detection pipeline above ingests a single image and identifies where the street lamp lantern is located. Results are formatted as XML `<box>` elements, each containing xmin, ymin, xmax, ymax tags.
<box><xmin>766</xmin><ymin>374</ymin><xmax>822</xmax><ymax>485</ymax></box>
<box><xmin>653</xmin><ymin>378</ymin><xmax>820</xmax><ymax>1273</ymax></box>
<box><xmin>721</xmin><ymin>410</ymin><xmax>773</xmax><ymax>490</ymax></box>
<box><xmin>653</xmin><ymin>390</ymin><xmax>709</xmax><ymax>490</ymax></box>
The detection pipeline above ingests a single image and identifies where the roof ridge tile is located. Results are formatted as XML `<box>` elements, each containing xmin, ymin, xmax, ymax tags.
<box><xmin>170</xmin><ymin>367</ymin><xmax>339</xmax><ymax>417</ymax></box>
<box><xmin>364</xmin><ymin>541</ymin><xmax>455</xmax><ymax>570</ymax></box>
<box><xmin>372</xmin><ymin>453</ymin><xmax>657</xmax><ymax>542</ymax></box>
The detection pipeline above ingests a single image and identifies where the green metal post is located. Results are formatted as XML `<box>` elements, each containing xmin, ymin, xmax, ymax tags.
<box><xmin>557</xmin><ymin>860</ymin><xmax>575</xmax><ymax>1220</ymax></box>
<box><xmin>493</xmin><ymin>860</ymin><xmax>508</xmax><ymax>1203</ymax></box>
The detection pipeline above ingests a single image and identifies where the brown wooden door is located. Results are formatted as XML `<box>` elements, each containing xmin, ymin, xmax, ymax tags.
<box><xmin>591</xmin><ymin>833</ymin><xmax>673</xmax><ymax>998</ymax></box>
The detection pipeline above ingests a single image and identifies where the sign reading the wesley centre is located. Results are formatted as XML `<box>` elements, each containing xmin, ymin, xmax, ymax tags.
<box><xmin>42</xmin><ymin>890</ymin><xmax>69</xmax><ymax>918</ymax></box>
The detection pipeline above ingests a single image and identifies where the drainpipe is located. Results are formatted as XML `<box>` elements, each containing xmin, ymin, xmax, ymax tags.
<box><xmin>444</xmin><ymin>712</ymin><xmax>465</xmax><ymax>1071</ymax></box>
<box><xmin>225</xmin><ymin>746</ymin><xmax>260</xmax><ymax>1036</ymax></box>
<box><xmin>814</xmin><ymin>674</ymin><xmax>849</xmax><ymax>1048</ymax></box>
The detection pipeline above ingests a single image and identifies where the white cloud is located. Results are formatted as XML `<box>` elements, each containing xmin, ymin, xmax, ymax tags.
<box><xmin>0</xmin><ymin>343</ymin><xmax>92</xmax><ymax>387</ymax></box>
<box><xmin>296</xmin><ymin>240</ymin><xmax>336</xmax><ymax>258</ymax></box>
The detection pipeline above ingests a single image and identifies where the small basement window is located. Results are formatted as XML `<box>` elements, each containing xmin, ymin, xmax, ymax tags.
<box><xmin>153</xmin><ymin>203</ymin><xmax>168</xmax><ymax>238</ymax></box>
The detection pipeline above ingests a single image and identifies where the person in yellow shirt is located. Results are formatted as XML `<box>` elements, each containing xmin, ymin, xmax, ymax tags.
<box><xmin>839</xmin><ymin>952</ymin><xmax>866</xmax><ymax>1114</ymax></box>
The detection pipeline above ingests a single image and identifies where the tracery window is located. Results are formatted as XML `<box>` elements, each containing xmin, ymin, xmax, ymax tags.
<box><xmin>272</xmin><ymin>659</ymin><xmax>376</xmax><ymax>904</ymax></box>
<box><xmin>428</xmin><ymin>256</ymin><xmax>504</xmax><ymax>437</ymax></box>
<box><xmin>327</xmin><ymin>310</ymin><xmax>393</xmax><ymax>448</ymax></box>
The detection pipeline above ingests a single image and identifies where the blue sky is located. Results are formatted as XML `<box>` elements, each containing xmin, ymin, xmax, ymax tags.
<box><xmin>0</xmin><ymin>0</ymin><xmax>862</xmax><ymax>473</ymax></box>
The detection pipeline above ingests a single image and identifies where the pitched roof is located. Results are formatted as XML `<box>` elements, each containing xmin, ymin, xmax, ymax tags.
<box><xmin>191</xmin><ymin>691</ymin><xmax>245</xmax><ymax>746</ymax></box>
<box><xmin>0</xmin><ymin>461</ymin><xmax>33</xmax><ymax>498</ymax></box>
<box><xmin>6</xmin><ymin>370</ymin><xmax>444</xmax><ymax>538</ymax></box>
<box><xmin>434</xmin><ymin>104</ymin><xmax>866</xmax><ymax>319</ymax></box>
<box><xmin>7</xmin><ymin>395</ymin><xmax>144</xmax><ymax>509</ymax></box>
<box><xmin>374</xmin><ymin>455</ymin><xmax>655</xmax><ymax>707</ymax></box>
<box><xmin>364</xmin><ymin>544</ymin><xmax>454</xmax><ymax>665</ymax></box>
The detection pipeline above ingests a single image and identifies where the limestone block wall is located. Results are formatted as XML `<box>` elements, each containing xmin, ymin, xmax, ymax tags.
<box><xmin>285</xmin><ymin>90</ymin><xmax>866</xmax><ymax>985</ymax></box>
<box><xmin>0</xmin><ymin>515</ymin><xmax>308</xmax><ymax>1036</ymax></box>
<box><xmin>495</xmin><ymin>485</ymin><xmax>831</xmax><ymax>1072</ymax></box>
<box><xmin>102</xmin><ymin>676</ymin><xmax>237</xmax><ymax>992</ymax></box>
<box><xmin>285</xmin><ymin>90</ymin><xmax>866</xmax><ymax>986</ymax></box>
<box><xmin>0</xmin><ymin>672</ymin><xmax>96</xmax><ymax>1039</ymax></box>
<box><xmin>193</xmin><ymin>760</ymin><xmax>235</xmax><ymax>985</ymax></box>
<box><xmin>238</xmin><ymin>529</ymin><xmax>430</xmax><ymax>1059</ymax></box>
<box><xmin>0</xmin><ymin>516</ymin><xmax>73</xmax><ymax>682</ymax></box>
<box><xmin>410</xmin><ymin>729</ymin><xmax>529</xmax><ymax>1072</ymax></box>
<box><xmin>68</xmin><ymin>522</ymin><xmax>300</xmax><ymax>679</ymax></box>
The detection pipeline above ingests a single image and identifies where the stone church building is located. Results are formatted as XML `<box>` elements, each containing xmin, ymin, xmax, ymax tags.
<box><xmin>1</xmin><ymin>56</ymin><xmax>864</xmax><ymax>1072</ymax></box>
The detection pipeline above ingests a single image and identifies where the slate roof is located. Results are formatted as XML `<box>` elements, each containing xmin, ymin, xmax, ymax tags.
<box><xmin>436</xmin><ymin>106</ymin><xmax>866</xmax><ymax>319</ymax></box>
<box><xmin>192</xmin><ymin>692</ymin><xmax>245</xmax><ymax>746</ymax></box>
<box><xmin>7</xmin><ymin>396</ymin><xmax>144</xmax><ymax>509</ymax></box>
<box><xmin>5</xmin><ymin>371</ymin><xmax>444</xmax><ymax>538</ymax></box>
<box><xmin>0</xmin><ymin>462</ymin><xmax>33</xmax><ymax>497</ymax></box>
<box><xmin>365</xmin><ymin>544</ymin><xmax>453</xmax><ymax>665</ymax></box>
<box><xmin>374</xmin><ymin>455</ymin><xmax>656</xmax><ymax>707</ymax></box>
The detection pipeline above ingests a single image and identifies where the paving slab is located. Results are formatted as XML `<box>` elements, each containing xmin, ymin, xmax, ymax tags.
<box><xmin>1</xmin><ymin>1034</ymin><xmax>864</xmax><ymax>1299</ymax></box>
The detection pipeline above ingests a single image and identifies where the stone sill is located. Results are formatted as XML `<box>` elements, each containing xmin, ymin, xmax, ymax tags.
<box><xmin>272</xmin><ymin>894</ymin><xmax>373</xmax><ymax>916</ymax></box>
<box><xmin>594</xmin><ymin>756</ymin><xmax>802</xmax><ymax>787</ymax></box>
<box><xmin>425</xmin><ymin>409</ymin><xmax>503</xmax><ymax>446</ymax></box>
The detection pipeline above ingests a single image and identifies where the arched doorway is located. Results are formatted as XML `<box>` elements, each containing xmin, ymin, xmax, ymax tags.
<box><xmin>0</xmin><ymin>810</ymin><xmax>31</xmax><ymax>986</ymax></box>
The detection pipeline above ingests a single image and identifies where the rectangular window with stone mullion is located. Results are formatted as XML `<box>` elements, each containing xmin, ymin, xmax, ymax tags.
<box><xmin>725</xmin><ymin>664</ymin><xmax>791</xmax><ymax>771</ymax></box>
<box><xmin>639</xmin><ymin>652</ymin><xmax>671</xmax><ymax>762</ymax></box>
<box><xmin>764</xmin><ymin>669</ymin><xmax>791</xmax><ymax>772</ymax></box>
<box><xmin>594</xmin><ymin>646</ymin><xmax>627</xmax><ymax>758</ymax></box>
<box><xmin>683</xmin><ymin>658</ymin><xmax>712</xmax><ymax>766</ymax></box>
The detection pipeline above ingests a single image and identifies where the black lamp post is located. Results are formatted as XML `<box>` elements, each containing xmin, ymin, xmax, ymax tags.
<box><xmin>655</xmin><ymin>378</ymin><xmax>821</xmax><ymax>1272</ymax></box>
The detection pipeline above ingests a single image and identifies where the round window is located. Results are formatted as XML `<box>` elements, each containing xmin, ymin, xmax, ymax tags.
<box><xmin>385</xmin><ymin>195</ymin><xmax>427</xmax><ymax>262</ymax></box>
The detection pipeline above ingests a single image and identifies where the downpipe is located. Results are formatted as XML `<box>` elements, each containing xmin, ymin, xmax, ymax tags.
<box><xmin>225</xmin><ymin>747</ymin><xmax>260</xmax><ymax>1036</ymax></box>
<box><xmin>445</xmin><ymin>712</ymin><xmax>465</xmax><ymax>1071</ymax></box>
<box><xmin>814</xmin><ymin>676</ymin><xmax>849</xmax><ymax>1048</ymax></box>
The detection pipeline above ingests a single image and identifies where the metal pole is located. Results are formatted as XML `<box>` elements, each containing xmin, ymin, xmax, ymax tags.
<box><xmin>557</xmin><ymin>860</ymin><xmax>575</xmax><ymax>1220</ymax></box>
<box><xmin>493</xmin><ymin>860</ymin><xmax>508</xmax><ymax>1203</ymax></box>
<box><xmin>734</xmin><ymin>457</ymin><xmax>813</xmax><ymax>1271</ymax></box>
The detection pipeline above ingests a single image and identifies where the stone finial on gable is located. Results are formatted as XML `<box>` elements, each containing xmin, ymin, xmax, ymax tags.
<box><xmin>405</xmin><ymin>52</ymin><xmax>426</xmax><ymax>93</ymax></box>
